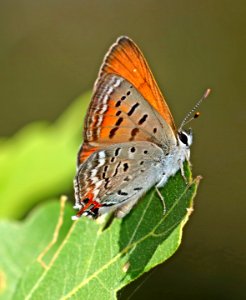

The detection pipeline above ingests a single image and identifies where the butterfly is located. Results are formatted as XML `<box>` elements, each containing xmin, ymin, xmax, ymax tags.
<box><xmin>72</xmin><ymin>36</ymin><xmax>210</xmax><ymax>220</ymax></box>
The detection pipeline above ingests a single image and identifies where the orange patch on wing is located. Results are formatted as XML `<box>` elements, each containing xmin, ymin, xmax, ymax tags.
<box><xmin>96</xmin><ymin>36</ymin><xmax>176</xmax><ymax>131</ymax></box>
<box><xmin>78</xmin><ymin>144</ymin><xmax>98</xmax><ymax>164</ymax></box>
<box><xmin>76</xmin><ymin>191</ymin><xmax>102</xmax><ymax>218</ymax></box>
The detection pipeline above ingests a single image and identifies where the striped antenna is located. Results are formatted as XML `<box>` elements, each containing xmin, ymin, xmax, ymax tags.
<box><xmin>179</xmin><ymin>88</ymin><xmax>211</xmax><ymax>131</ymax></box>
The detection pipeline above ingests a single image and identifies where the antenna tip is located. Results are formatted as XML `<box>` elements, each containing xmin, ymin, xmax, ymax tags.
<box><xmin>194</xmin><ymin>112</ymin><xmax>200</xmax><ymax>118</ymax></box>
<box><xmin>204</xmin><ymin>88</ymin><xmax>211</xmax><ymax>98</ymax></box>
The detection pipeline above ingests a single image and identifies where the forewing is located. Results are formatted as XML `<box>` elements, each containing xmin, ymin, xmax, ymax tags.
<box><xmin>78</xmin><ymin>74</ymin><xmax>176</xmax><ymax>164</ymax></box>
<box><xmin>95</xmin><ymin>36</ymin><xmax>176</xmax><ymax>131</ymax></box>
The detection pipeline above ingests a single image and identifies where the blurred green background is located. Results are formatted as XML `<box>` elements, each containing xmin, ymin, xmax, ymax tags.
<box><xmin>0</xmin><ymin>0</ymin><xmax>245</xmax><ymax>299</ymax></box>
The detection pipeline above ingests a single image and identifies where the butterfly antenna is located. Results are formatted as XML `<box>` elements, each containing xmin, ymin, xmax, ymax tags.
<box><xmin>179</xmin><ymin>88</ymin><xmax>211</xmax><ymax>131</ymax></box>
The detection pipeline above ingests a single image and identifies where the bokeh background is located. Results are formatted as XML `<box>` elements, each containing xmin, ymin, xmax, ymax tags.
<box><xmin>0</xmin><ymin>0</ymin><xmax>245</xmax><ymax>299</ymax></box>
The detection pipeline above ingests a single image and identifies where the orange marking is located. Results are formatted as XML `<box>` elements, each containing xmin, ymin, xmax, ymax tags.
<box><xmin>76</xmin><ymin>192</ymin><xmax>102</xmax><ymax>217</ymax></box>
<box><xmin>97</xmin><ymin>36</ymin><xmax>176</xmax><ymax>131</ymax></box>
<box><xmin>78</xmin><ymin>145</ymin><xmax>98</xmax><ymax>164</ymax></box>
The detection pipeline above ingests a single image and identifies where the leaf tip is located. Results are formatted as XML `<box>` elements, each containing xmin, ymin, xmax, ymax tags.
<box><xmin>195</xmin><ymin>175</ymin><xmax>203</xmax><ymax>184</ymax></box>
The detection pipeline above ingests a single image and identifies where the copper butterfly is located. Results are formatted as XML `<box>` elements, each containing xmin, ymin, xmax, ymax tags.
<box><xmin>73</xmin><ymin>36</ymin><xmax>210</xmax><ymax>219</ymax></box>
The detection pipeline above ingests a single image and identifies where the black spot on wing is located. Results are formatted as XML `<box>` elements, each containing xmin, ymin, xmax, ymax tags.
<box><xmin>134</xmin><ymin>187</ymin><xmax>143</xmax><ymax>191</ymax></box>
<box><xmin>115</xmin><ymin>148</ymin><xmax>121</xmax><ymax>156</ymax></box>
<box><xmin>127</xmin><ymin>103</ymin><xmax>139</xmax><ymax>116</ymax></box>
<box><xmin>115</xmin><ymin>100</ymin><xmax>121</xmax><ymax>107</ymax></box>
<box><xmin>138</xmin><ymin>114</ymin><xmax>148</xmax><ymax>125</ymax></box>
<box><xmin>83</xmin><ymin>198</ymin><xmax>90</xmax><ymax>204</ymax></box>
<box><xmin>117</xmin><ymin>190</ymin><xmax>128</xmax><ymax>196</ymax></box>
<box><xmin>115</xmin><ymin>117</ymin><xmax>123</xmax><ymax>126</ymax></box>
<box><xmin>123</xmin><ymin>163</ymin><xmax>129</xmax><ymax>172</ymax></box>
<box><xmin>113</xmin><ymin>162</ymin><xmax>121</xmax><ymax>177</ymax></box>
<box><xmin>130</xmin><ymin>128</ymin><xmax>139</xmax><ymax>141</ymax></box>
<box><xmin>109</xmin><ymin>127</ymin><xmax>119</xmax><ymax>139</ymax></box>
<box><xmin>104</xmin><ymin>178</ymin><xmax>110</xmax><ymax>189</ymax></box>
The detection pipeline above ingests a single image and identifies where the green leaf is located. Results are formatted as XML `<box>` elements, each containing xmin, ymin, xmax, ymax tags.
<box><xmin>2</xmin><ymin>164</ymin><xmax>199</xmax><ymax>300</ymax></box>
<box><xmin>0</xmin><ymin>89</ymin><xmax>200</xmax><ymax>298</ymax></box>
<box><xmin>0</xmin><ymin>93</ymin><xmax>90</xmax><ymax>219</ymax></box>
<box><xmin>0</xmin><ymin>199</ymin><xmax>74</xmax><ymax>300</ymax></box>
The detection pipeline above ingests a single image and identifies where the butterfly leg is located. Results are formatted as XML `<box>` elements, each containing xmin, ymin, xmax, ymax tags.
<box><xmin>115</xmin><ymin>197</ymin><xmax>140</xmax><ymax>218</ymax></box>
<box><xmin>185</xmin><ymin>152</ymin><xmax>192</xmax><ymax>167</ymax></box>
<box><xmin>155</xmin><ymin>186</ymin><xmax>166</xmax><ymax>215</ymax></box>
<box><xmin>179</xmin><ymin>159</ymin><xmax>188</xmax><ymax>184</ymax></box>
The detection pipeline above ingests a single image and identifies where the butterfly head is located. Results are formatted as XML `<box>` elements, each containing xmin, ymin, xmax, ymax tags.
<box><xmin>177</xmin><ymin>129</ymin><xmax>193</xmax><ymax>148</ymax></box>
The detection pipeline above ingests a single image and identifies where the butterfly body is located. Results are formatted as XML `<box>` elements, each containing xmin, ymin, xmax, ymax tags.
<box><xmin>73</xmin><ymin>36</ymin><xmax>193</xmax><ymax>220</ymax></box>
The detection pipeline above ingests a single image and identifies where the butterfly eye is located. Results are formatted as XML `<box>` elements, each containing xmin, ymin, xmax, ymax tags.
<box><xmin>178</xmin><ymin>132</ymin><xmax>188</xmax><ymax>146</ymax></box>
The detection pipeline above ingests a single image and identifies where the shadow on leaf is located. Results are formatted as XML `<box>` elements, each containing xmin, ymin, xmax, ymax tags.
<box><xmin>118</xmin><ymin>162</ymin><xmax>198</xmax><ymax>283</ymax></box>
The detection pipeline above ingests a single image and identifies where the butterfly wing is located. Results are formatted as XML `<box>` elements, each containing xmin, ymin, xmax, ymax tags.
<box><xmin>74</xmin><ymin>141</ymin><xmax>165</xmax><ymax>218</ymax></box>
<box><xmin>74</xmin><ymin>37</ymin><xmax>180</xmax><ymax>219</ymax></box>
<box><xmin>78</xmin><ymin>36</ymin><xmax>177</xmax><ymax>164</ymax></box>
<box><xmin>95</xmin><ymin>36</ymin><xmax>176</xmax><ymax>131</ymax></box>
<box><xmin>78</xmin><ymin>74</ymin><xmax>176</xmax><ymax>164</ymax></box>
